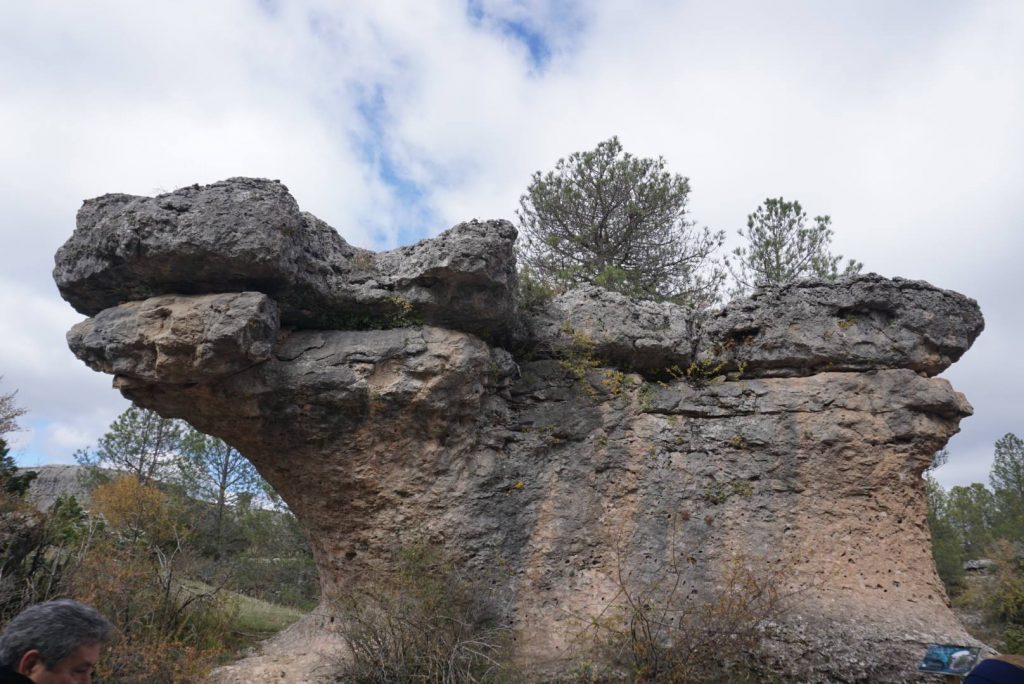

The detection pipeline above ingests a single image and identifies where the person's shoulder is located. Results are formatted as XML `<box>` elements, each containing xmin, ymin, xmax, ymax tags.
<box><xmin>966</xmin><ymin>657</ymin><xmax>1024</xmax><ymax>683</ymax></box>
<box><xmin>0</xmin><ymin>665</ymin><xmax>32</xmax><ymax>684</ymax></box>
<box><xmin>997</xmin><ymin>655</ymin><xmax>1024</xmax><ymax>670</ymax></box>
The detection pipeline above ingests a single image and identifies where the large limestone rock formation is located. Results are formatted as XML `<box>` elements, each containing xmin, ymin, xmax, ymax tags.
<box><xmin>55</xmin><ymin>178</ymin><xmax>985</xmax><ymax>682</ymax></box>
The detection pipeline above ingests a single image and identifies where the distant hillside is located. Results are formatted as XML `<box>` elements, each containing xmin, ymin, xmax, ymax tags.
<box><xmin>17</xmin><ymin>464</ymin><xmax>99</xmax><ymax>511</ymax></box>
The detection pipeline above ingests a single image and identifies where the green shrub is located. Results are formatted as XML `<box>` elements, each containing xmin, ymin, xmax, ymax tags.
<box><xmin>558</xmin><ymin>322</ymin><xmax>603</xmax><ymax>396</ymax></box>
<box><xmin>1007</xmin><ymin>626</ymin><xmax>1024</xmax><ymax>654</ymax></box>
<box><xmin>517</xmin><ymin>264</ymin><xmax>557</xmax><ymax>310</ymax></box>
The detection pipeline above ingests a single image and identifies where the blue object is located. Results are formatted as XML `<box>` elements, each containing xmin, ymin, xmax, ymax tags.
<box><xmin>920</xmin><ymin>644</ymin><xmax>981</xmax><ymax>675</ymax></box>
<box><xmin>965</xmin><ymin>658</ymin><xmax>1024</xmax><ymax>683</ymax></box>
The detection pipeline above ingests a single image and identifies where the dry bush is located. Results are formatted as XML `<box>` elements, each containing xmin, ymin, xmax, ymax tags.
<box><xmin>0</xmin><ymin>378</ymin><xmax>27</xmax><ymax>436</ymax></box>
<box><xmin>1</xmin><ymin>474</ymin><xmax>236</xmax><ymax>683</ymax></box>
<box><xmin>73</xmin><ymin>536</ymin><xmax>232</xmax><ymax>683</ymax></box>
<box><xmin>79</xmin><ymin>476</ymin><xmax>234</xmax><ymax>682</ymax></box>
<box><xmin>332</xmin><ymin>544</ymin><xmax>514</xmax><ymax>684</ymax></box>
<box><xmin>574</xmin><ymin>537</ymin><xmax>791</xmax><ymax>684</ymax></box>
<box><xmin>0</xmin><ymin>504</ymin><xmax>48</xmax><ymax>619</ymax></box>
<box><xmin>90</xmin><ymin>475</ymin><xmax>187</xmax><ymax>546</ymax></box>
<box><xmin>0</xmin><ymin>489</ymin><xmax>89</xmax><ymax>624</ymax></box>
<box><xmin>332</xmin><ymin>537</ymin><xmax>788</xmax><ymax>684</ymax></box>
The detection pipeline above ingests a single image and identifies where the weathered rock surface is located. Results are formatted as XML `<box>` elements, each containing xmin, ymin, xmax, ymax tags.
<box><xmin>55</xmin><ymin>178</ymin><xmax>987</xmax><ymax>683</ymax></box>
<box><xmin>17</xmin><ymin>465</ymin><xmax>106</xmax><ymax>511</ymax></box>
<box><xmin>68</xmin><ymin>292</ymin><xmax>278</xmax><ymax>384</ymax></box>
<box><xmin>522</xmin><ymin>285</ymin><xmax>697</xmax><ymax>372</ymax></box>
<box><xmin>521</xmin><ymin>274</ymin><xmax>983</xmax><ymax>378</ymax></box>
<box><xmin>698</xmin><ymin>274</ymin><xmax>985</xmax><ymax>377</ymax></box>
<box><xmin>55</xmin><ymin>178</ymin><xmax>518</xmax><ymax>340</ymax></box>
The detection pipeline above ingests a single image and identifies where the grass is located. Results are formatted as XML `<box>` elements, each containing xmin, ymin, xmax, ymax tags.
<box><xmin>181</xmin><ymin>579</ymin><xmax>305</xmax><ymax>639</ymax></box>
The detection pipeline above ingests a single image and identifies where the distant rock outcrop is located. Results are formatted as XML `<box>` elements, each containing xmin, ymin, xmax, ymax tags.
<box><xmin>17</xmin><ymin>464</ymin><xmax>95</xmax><ymax>511</ymax></box>
<box><xmin>55</xmin><ymin>178</ymin><xmax>985</xmax><ymax>682</ymax></box>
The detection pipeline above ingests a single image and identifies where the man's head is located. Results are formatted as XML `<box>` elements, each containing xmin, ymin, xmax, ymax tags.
<box><xmin>0</xmin><ymin>600</ymin><xmax>112</xmax><ymax>684</ymax></box>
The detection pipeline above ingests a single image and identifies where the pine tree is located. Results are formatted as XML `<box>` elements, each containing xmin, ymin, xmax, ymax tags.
<box><xmin>517</xmin><ymin>136</ymin><xmax>725</xmax><ymax>307</ymax></box>
<box><xmin>728</xmin><ymin>197</ymin><xmax>861</xmax><ymax>296</ymax></box>
<box><xmin>75</xmin><ymin>405</ymin><xmax>185</xmax><ymax>484</ymax></box>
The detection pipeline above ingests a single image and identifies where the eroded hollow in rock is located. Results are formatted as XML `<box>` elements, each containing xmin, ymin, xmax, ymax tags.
<box><xmin>55</xmin><ymin>177</ymin><xmax>985</xmax><ymax>682</ymax></box>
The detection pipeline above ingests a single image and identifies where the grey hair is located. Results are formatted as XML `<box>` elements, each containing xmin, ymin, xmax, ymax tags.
<box><xmin>0</xmin><ymin>599</ymin><xmax>113</xmax><ymax>670</ymax></box>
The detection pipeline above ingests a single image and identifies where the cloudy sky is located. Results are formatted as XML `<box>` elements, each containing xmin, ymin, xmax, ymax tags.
<box><xmin>1</xmin><ymin>0</ymin><xmax>1021</xmax><ymax>489</ymax></box>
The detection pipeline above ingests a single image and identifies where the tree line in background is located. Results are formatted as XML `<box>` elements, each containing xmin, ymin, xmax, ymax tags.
<box><xmin>516</xmin><ymin>135</ymin><xmax>862</xmax><ymax>309</ymax></box>
<box><xmin>927</xmin><ymin>434</ymin><xmax>1024</xmax><ymax>651</ymax></box>
<box><xmin>0</xmin><ymin>393</ymin><xmax>316</xmax><ymax>682</ymax></box>
<box><xmin>73</xmin><ymin>405</ymin><xmax>275</xmax><ymax>557</ymax></box>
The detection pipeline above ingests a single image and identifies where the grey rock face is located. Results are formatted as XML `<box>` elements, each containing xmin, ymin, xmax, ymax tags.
<box><xmin>55</xmin><ymin>179</ymin><xmax>314</xmax><ymax>311</ymax></box>
<box><xmin>55</xmin><ymin>178</ymin><xmax>518</xmax><ymax>340</ymax></box>
<box><xmin>54</xmin><ymin>178</ymin><xmax>987</xmax><ymax>683</ymax></box>
<box><xmin>520</xmin><ymin>275</ymin><xmax>984</xmax><ymax>378</ymax></box>
<box><xmin>521</xmin><ymin>286</ymin><xmax>696</xmax><ymax>372</ymax></box>
<box><xmin>18</xmin><ymin>464</ymin><xmax>101</xmax><ymax>511</ymax></box>
<box><xmin>67</xmin><ymin>292</ymin><xmax>279</xmax><ymax>384</ymax></box>
<box><xmin>699</xmin><ymin>274</ymin><xmax>984</xmax><ymax>377</ymax></box>
<box><xmin>373</xmin><ymin>219</ymin><xmax>519</xmax><ymax>338</ymax></box>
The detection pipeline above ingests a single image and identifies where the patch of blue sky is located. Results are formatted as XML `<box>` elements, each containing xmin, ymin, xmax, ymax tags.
<box><xmin>10</xmin><ymin>418</ymin><xmax>68</xmax><ymax>468</ymax></box>
<box><xmin>253</xmin><ymin>0</ymin><xmax>280</xmax><ymax>19</ymax></box>
<box><xmin>298</xmin><ymin>9</ymin><xmax>443</xmax><ymax>247</ymax></box>
<box><xmin>465</xmin><ymin>0</ymin><xmax>547</xmax><ymax>69</ymax></box>
<box><xmin>13</xmin><ymin>448</ymin><xmax>49</xmax><ymax>469</ymax></box>
<box><xmin>468</xmin><ymin>4</ymin><xmax>552</xmax><ymax>68</ymax></box>
<box><xmin>498</xmin><ymin>18</ymin><xmax>552</xmax><ymax>67</ymax></box>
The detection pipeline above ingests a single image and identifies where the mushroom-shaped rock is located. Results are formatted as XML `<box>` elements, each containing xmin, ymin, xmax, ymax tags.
<box><xmin>54</xmin><ymin>178</ymin><xmax>988</xmax><ymax>683</ymax></box>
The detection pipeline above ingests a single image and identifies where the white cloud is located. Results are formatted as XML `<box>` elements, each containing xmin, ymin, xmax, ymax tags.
<box><xmin>0</xmin><ymin>283</ymin><xmax>87</xmax><ymax>380</ymax></box>
<box><xmin>47</xmin><ymin>422</ymin><xmax>96</xmax><ymax>452</ymax></box>
<box><xmin>0</xmin><ymin>282</ymin><xmax>127</xmax><ymax>464</ymax></box>
<box><xmin>0</xmin><ymin>0</ymin><xmax>398</xmax><ymax>464</ymax></box>
<box><xmin>4</xmin><ymin>426</ymin><xmax>33</xmax><ymax>455</ymax></box>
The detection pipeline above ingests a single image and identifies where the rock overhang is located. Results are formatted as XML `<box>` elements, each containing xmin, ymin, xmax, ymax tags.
<box><xmin>55</xmin><ymin>177</ymin><xmax>519</xmax><ymax>342</ymax></box>
<box><xmin>55</xmin><ymin>177</ymin><xmax>983</xmax><ymax>381</ymax></box>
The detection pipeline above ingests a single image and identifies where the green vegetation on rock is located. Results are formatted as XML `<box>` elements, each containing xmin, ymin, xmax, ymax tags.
<box><xmin>727</xmin><ymin>197</ymin><xmax>862</xmax><ymax>296</ymax></box>
<box><xmin>517</xmin><ymin>136</ymin><xmax>725</xmax><ymax>308</ymax></box>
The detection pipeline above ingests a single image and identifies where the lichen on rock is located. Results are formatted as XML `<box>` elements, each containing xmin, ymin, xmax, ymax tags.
<box><xmin>55</xmin><ymin>177</ymin><xmax>986</xmax><ymax>682</ymax></box>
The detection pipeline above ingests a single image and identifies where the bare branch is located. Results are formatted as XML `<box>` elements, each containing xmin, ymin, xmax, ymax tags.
<box><xmin>0</xmin><ymin>376</ymin><xmax>27</xmax><ymax>436</ymax></box>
